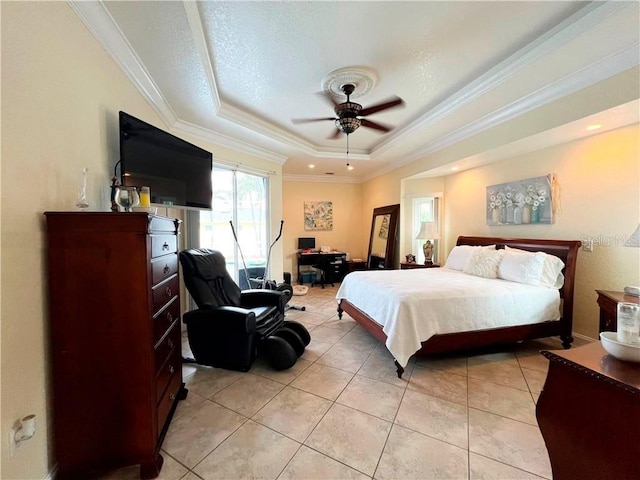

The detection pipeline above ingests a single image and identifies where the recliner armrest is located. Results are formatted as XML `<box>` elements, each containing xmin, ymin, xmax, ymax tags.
<box><xmin>240</xmin><ymin>289</ymin><xmax>285</xmax><ymax>312</ymax></box>
<box><xmin>183</xmin><ymin>306</ymin><xmax>256</xmax><ymax>334</ymax></box>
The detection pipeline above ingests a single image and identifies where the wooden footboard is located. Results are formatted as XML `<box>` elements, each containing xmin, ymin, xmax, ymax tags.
<box><xmin>337</xmin><ymin>236</ymin><xmax>581</xmax><ymax>378</ymax></box>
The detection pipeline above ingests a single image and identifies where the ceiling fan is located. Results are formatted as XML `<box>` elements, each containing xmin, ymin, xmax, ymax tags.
<box><xmin>293</xmin><ymin>84</ymin><xmax>404</xmax><ymax>139</ymax></box>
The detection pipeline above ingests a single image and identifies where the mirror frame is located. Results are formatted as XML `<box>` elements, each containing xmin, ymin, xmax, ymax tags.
<box><xmin>366</xmin><ymin>204</ymin><xmax>400</xmax><ymax>270</ymax></box>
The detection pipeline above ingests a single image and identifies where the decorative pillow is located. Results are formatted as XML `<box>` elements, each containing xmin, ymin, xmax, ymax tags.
<box><xmin>504</xmin><ymin>246</ymin><xmax>565</xmax><ymax>289</ymax></box>
<box><xmin>444</xmin><ymin>245</ymin><xmax>496</xmax><ymax>271</ymax></box>
<box><xmin>462</xmin><ymin>248</ymin><xmax>505</xmax><ymax>279</ymax></box>
<box><xmin>498</xmin><ymin>250</ymin><xmax>546</xmax><ymax>285</ymax></box>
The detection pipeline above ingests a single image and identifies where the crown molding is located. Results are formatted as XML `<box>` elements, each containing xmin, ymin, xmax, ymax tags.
<box><xmin>68</xmin><ymin>1</ymin><xmax>178</xmax><ymax>126</ymax></box>
<box><xmin>173</xmin><ymin>120</ymin><xmax>288</xmax><ymax>165</ymax></box>
<box><xmin>183</xmin><ymin>0</ymin><xmax>221</xmax><ymax>113</ymax></box>
<box><xmin>371</xmin><ymin>1</ymin><xmax>631</xmax><ymax>158</ymax></box>
<box><xmin>398</xmin><ymin>43</ymin><xmax>640</xmax><ymax>167</ymax></box>
<box><xmin>283</xmin><ymin>174</ymin><xmax>361</xmax><ymax>184</ymax></box>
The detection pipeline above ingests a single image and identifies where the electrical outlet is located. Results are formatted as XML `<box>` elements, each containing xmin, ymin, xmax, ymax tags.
<box><xmin>582</xmin><ymin>239</ymin><xmax>594</xmax><ymax>252</ymax></box>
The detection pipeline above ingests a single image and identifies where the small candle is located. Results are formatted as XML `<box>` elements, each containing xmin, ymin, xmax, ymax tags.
<box><xmin>139</xmin><ymin>186</ymin><xmax>151</xmax><ymax>207</ymax></box>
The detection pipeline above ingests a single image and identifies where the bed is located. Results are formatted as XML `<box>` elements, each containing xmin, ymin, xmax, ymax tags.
<box><xmin>336</xmin><ymin>236</ymin><xmax>581</xmax><ymax>378</ymax></box>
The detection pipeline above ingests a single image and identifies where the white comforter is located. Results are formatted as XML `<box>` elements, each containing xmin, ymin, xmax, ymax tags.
<box><xmin>335</xmin><ymin>268</ymin><xmax>560</xmax><ymax>368</ymax></box>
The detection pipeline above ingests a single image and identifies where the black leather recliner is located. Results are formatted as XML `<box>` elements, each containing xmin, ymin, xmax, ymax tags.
<box><xmin>179</xmin><ymin>248</ymin><xmax>310</xmax><ymax>372</ymax></box>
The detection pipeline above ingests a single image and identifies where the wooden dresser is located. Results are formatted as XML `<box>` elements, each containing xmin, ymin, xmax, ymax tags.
<box><xmin>536</xmin><ymin>342</ymin><xmax>639</xmax><ymax>480</ymax></box>
<box><xmin>45</xmin><ymin>212</ymin><xmax>186</xmax><ymax>479</ymax></box>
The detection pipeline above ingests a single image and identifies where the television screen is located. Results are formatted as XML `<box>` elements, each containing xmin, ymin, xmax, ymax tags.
<box><xmin>298</xmin><ymin>237</ymin><xmax>316</xmax><ymax>250</ymax></box>
<box><xmin>119</xmin><ymin>111</ymin><xmax>213</xmax><ymax>210</ymax></box>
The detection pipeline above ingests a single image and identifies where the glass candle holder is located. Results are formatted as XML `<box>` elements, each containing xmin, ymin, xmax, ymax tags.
<box><xmin>114</xmin><ymin>186</ymin><xmax>140</xmax><ymax>212</ymax></box>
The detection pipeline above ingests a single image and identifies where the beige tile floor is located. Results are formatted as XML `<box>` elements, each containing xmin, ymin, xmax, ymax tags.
<box><xmin>98</xmin><ymin>283</ymin><xmax>565</xmax><ymax>480</ymax></box>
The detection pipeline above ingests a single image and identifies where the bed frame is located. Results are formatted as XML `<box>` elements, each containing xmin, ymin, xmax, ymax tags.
<box><xmin>337</xmin><ymin>236</ymin><xmax>581</xmax><ymax>378</ymax></box>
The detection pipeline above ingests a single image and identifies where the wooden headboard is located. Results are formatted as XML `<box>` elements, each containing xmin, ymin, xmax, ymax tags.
<box><xmin>456</xmin><ymin>236</ymin><xmax>582</xmax><ymax>334</ymax></box>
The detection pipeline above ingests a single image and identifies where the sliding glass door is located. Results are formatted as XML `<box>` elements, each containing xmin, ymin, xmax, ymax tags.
<box><xmin>199</xmin><ymin>166</ymin><xmax>269</xmax><ymax>281</ymax></box>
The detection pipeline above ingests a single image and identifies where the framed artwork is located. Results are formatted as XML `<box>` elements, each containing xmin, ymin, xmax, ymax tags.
<box><xmin>486</xmin><ymin>174</ymin><xmax>555</xmax><ymax>225</ymax></box>
<box><xmin>304</xmin><ymin>201</ymin><xmax>333</xmax><ymax>230</ymax></box>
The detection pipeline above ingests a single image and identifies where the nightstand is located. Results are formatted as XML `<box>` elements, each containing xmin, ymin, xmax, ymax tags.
<box><xmin>596</xmin><ymin>290</ymin><xmax>640</xmax><ymax>332</ymax></box>
<box><xmin>400</xmin><ymin>262</ymin><xmax>441</xmax><ymax>269</ymax></box>
<box><xmin>348</xmin><ymin>260</ymin><xmax>367</xmax><ymax>273</ymax></box>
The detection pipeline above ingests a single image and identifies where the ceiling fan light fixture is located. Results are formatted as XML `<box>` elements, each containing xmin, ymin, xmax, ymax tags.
<box><xmin>336</xmin><ymin>117</ymin><xmax>361</xmax><ymax>134</ymax></box>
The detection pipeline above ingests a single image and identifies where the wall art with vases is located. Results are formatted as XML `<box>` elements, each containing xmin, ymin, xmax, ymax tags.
<box><xmin>486</xmin><ymin>174</ymin><xmax>557</xmax><ymax>226</ymax></box>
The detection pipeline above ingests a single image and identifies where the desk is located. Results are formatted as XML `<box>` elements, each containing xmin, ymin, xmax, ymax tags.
<box><xmin>536</xmin><ymin>342</ymin><xmax>640</xmax><ymax>480</ymax></box>
<box><xmin>297</xmin><ymin>252</ymin><xmax>347</xmax><ymax>285</ymax></box>
<box><xmin>596</xmin><ymin>290</ymin><xmax>640</xmax><ymax>332</ymax></box>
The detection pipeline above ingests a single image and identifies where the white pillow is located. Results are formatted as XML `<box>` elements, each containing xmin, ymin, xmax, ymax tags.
<box><xmin>444</xmin><ymin>245</ymin><xmax>495</xmax><ymax>271</ymax></box>
<box><xmin>444</xmin><ymin>245</ymin><xmax>475</xmax><ymax>270</ymax></box>
<box><xmin>504</xmin><ymin>246</ymin><xmax>565</xmax><ymax>289</ymax></box>
<box><xmin>540</xmin><ymin>254</ymin><xmax>565</xmax><ymax>289</ymax></box>
<box><xmin>463</xmin><ymin>248</ymin><xmax>505</xmax><ymax>279</ymax></box>
<box><xmin>498</xmin><ymin>250</ymin><xmax>546</xmax><ymax>285</ymax></box>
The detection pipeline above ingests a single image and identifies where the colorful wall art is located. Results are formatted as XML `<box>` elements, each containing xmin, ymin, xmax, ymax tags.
<box><xmin>304</xmin><ymin>201</ymin><xmax>333</xmax><ymax>230</ymax></box>
<box><xmin>486</xmin><ymin>174</ymin><xmax>556</xmax><ymax>225</ymax></box>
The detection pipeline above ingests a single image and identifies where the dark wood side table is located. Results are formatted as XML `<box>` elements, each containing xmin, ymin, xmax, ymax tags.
<box><xmin>400</xmin><ymin>262</ymin><xmax>441</xmax><ymax>269</ymax></box>
<box><xmin>596</xmin><ymin>290</ymin><xmax>640</xmax><ymax>332</ymax></box>
<box><xmin>348</xmin><ymin>260</ymin><xmax>367</xmax><ymax>272</ymax></box>
<box><xmin>536</xmin><ymin>342</ymin><xmax>640</xmax><ymax>480</ymax></box>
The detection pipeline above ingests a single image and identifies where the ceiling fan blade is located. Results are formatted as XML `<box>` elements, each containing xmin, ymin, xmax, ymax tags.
<box><xmin>360</xmin><ymin>118</ymin><xmax>392</xmax><ymax>133</ymax></box>
<box><xmin>328</xmin><ymin>128</ymin><xmax>342</xmax><ymax>139</ymax></box>
<box><xmin>359</xmin><ymin>96</ymin><xmax>404</xmax><ymax>117</ymax></box>
<box><xmin>292</xmin><ymin>117</ymin><xmax>336</xmax><ymax>124</ymax></box>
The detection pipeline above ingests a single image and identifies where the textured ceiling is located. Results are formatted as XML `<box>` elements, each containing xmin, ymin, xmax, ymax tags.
<box><xmin>72</xmin><ymin>1</ymin><xmax>639</xmax><ymax>182</ymax></box>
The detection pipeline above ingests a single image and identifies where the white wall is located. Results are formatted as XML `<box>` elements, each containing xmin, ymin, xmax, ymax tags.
<box><xmin>0</xmin><ymin>3</ymin><xmax>282</xmax><ymax>478</ymax></box>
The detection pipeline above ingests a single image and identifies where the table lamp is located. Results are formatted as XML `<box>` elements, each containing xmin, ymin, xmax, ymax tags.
<box><xmin>416</xmin><ymin>221</ymin><xmax>440</xmax><ymax>265</ymax></box>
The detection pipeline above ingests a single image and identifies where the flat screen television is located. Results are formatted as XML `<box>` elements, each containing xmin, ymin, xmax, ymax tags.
<box><xmin>298</xmin><ymin>237</ymin><xmax>316</xmax><ymax>250</ymax></box>
<box><xmin>119</xmin><ymin>111</ymin><xmax>213</xmax><ymax>210</ymax></box>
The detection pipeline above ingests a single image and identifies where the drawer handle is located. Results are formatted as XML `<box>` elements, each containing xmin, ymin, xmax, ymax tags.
<box><xmin>168</xmin><ymin>339</ymin><xmax>174</xmax><ymax>349</ymax></box>
<box><xmin>162</xmin><ymin>242</ymin><xmax>170</xmax><ymax>251</ymax></box>
<box><xmin>165</xmin><ymin>287</ymin><xmax>172</xmax><ymax>297</ymax></box>
<box><xmin>169</xmin><ymin>365</ymin><xmax>175</xmax><ymax>374</ymax></box>
<box><xmin>166</xmin><ymin>312</ymin><xmax>173</xmax><ymax>323</ymax></box>
<box><xmin>170</xmin><ymin>393</ymin><xmax>176</xmax><ymax>401</ymax></box>
<box><xmin>163</xmin><ymin>265</ymin><xmax>170</xmax><ymax>274</ymax></box>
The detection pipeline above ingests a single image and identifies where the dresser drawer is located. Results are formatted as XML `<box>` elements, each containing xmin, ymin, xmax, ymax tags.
<box><xmin>155</xmin><ymin>323</ymin><xmax>179</xmax><ymax>373</ymax></box>
<box><xmin>151</xmin><ymin>235</ymin><xmax>177</xmax><ymax>259</ymax></box>
<box><xmin>156</xmin><ymin>346</ymin><xmax>180</xmax><ymax>403</ymax></box>
<box><xmin>152</xmin><ymin>275</ymin><xmax>179</xmax><ymax>315</ymax></box>
<box><xmin>154</xmin><ymin>297</ymin><xmax>180</xmax><ymax>345</ymax></box>
<box><xmin>157</xmin><ymin>370</ymin><xmax>181</xmax><ymax>439</ymax></box>
<box><xmin>152</xmin><ymin>254</ymin><xmax>178</xmax><ymax>285</ymax></box>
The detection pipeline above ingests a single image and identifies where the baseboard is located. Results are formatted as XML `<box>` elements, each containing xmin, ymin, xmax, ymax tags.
<box><xmin>572</xmin><ymin>332</ymin><xmax>597</xmax><ymax>346</ymax></box>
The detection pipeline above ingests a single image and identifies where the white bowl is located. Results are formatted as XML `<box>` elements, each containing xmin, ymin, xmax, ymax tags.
<box><xmin>600</xmin><ymin>331</ymin><xmax>640</xmax><ymax>363</ymax></box>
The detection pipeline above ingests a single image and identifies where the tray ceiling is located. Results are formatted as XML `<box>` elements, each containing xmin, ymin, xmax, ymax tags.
<box><xmin>72</xmin><ymin>1</ymin><xmax>639</xmax><ymax>182</ymax></box>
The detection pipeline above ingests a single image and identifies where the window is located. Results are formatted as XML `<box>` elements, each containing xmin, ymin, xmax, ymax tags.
<box><xmin>412</xmin><ymin>197</ymin><xmax>441</xmax><ymax>263</ymax></box>
<box><xmin>198</xmin><ymin>166</ymin><xmax>269</xmax><ymax>281</ymax></box>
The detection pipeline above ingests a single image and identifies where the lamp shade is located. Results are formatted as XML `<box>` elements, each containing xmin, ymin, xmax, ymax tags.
<box><xmin>415</xmin><ymin>221</ymin><xmax>440</xmax><ymax>240</ymax></box>
<box><xmin>625</xmin><ymin>223</ymin><xmax>640</xmax><ymax>247</ymax></box>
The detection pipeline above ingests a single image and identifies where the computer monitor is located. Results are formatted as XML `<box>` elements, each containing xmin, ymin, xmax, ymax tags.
<box><xmin>298</xmin><ymin>237</ymin><xmax>316</xmax><ymax>250</ymax></box>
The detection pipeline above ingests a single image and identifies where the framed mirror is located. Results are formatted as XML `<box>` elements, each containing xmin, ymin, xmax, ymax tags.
<box><xmin>367</xmin><ymin>204</ymin><xmax>400</xmax><ymax>269</ymax></box>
